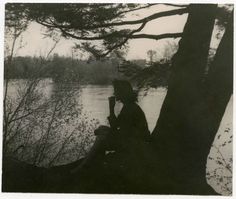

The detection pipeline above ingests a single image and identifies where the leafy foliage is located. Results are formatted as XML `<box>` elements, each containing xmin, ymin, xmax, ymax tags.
<box><xmin>5</xmin><ymin>4</ymin><xmax>29</xmax><ymax>31</ymax></box>
<box><xmin>5</xmin><ymin>3</ymin><xmax>188</xmax><ymax>58</ymax></box>
<box><xmin>120</xmin><ymin>60</ymin><xmax>171</xmax><ymax>89</ymax></box>
<box><xmin>216</xmin><ymin>5</ymin><xmax>234</xmax><ymax>28</ymax></box>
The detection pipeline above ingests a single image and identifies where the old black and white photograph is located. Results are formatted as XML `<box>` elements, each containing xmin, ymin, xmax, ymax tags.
<box><xmin>1</xmin><ymin>1</ymin><xmax>233</xmax><ymax>196</ymax></box>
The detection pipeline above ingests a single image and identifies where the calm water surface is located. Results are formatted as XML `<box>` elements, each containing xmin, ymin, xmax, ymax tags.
<box><xmin>7</xmin><ymin>79</ymin><xmax>232</xmax><ymax>195</ymax></box>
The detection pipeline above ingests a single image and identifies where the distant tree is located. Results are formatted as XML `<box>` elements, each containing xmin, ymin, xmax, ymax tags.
<box><xmin>159</xmin><ymin>41</ymin><xmax>178</xmax><ymax>62</ymax></box>
<box><xmin>147</xmin><ymin>50</ymin><xmax>157</xmax><ymax>64</ymax></box>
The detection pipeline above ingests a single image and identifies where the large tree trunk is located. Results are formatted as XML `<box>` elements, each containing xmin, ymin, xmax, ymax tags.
<box><xmin>150</xmin><ymin>4</ymin><xmax>233</xmax><ymax>194</ymax></box>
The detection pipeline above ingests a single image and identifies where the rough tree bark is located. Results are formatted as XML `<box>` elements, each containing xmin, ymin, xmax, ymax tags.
<box><xmin>150</xmin><ymin>4</ymin><xmax>228</xmax><ymax>194</ymax></box>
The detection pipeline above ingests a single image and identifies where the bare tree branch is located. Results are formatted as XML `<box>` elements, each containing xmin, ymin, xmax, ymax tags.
<box><xmin>213</xmin><ymin>145</ymin><xmax>232</xmax><ymax>174</ymax></box>
<box><xmin>35</xmin><ymin>100</ymin><xmax>59</xmax><ymax>164</ymax></box>
<box><xmin>84</xmin><ymin>32</ymin><xmax>182</xmax><ymax>59</ymax></box>
<box><xmin>3</xmin><ymin>27</ymin><xmax>23</xmax><ymax>150</ymax></box>
<box><xmin>45</xmin><ymin>38</ymin><xmax>61</xmax><ymax>59</ymax></box>
<box><xmin>8</xmin><ymin>80</ymin><xmax>39</xmax><ymax>123</ymax></box>
<box><xmin>48</xmin><ymin>130</ymin><xmax>76</xmax><ymax>166</ymax></box>
<box><xmin>163</xmin><ymin>3</ymin><xmax>189</xmax><ymax>8</ymax></box>
<box><xmin>130</xmin><ymin>32</ymin><xmax>183</xmax><ymax>40</ymax></box>
<box><xmin>60</xmin><ymin>29</ymin><xmax>183</xmax><ymax>42</ymax></box>
<box><xmin>10</xmin><ymin>111</ymin><xmax>34</xmax><ymax>123</ymax></box>
<box><xmin>100</xmin><ymin>20</ymin><xmax>148</xmax><ymax>57</ymax></box>
<box><xmin>89</xmin><ymin>7</ymin><xmax>188</xmax><ymax>28</ymax></box>
<box><xmin>37</xmin><ymin>7</ymin><xmax>189</xmax><ymax>30</ymax></box>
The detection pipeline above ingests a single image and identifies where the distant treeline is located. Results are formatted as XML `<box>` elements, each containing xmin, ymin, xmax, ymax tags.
<box><xmin>4</xmin><ymin>54</ymin><xmax>143</xmax><ymax>84</ymax></box>
<box><xmin>5</xmin><ymin>54</ymin><xmax>171</xmax><ymax>87</ymax></box>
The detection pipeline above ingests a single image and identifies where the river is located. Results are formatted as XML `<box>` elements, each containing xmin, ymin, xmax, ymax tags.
<box><xmin>6</xmin><ymin>79</ymin><xmax>233</xmax><ymax>195</ymax></box>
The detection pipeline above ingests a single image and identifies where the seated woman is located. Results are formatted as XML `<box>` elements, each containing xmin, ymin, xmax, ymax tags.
<box><xmin>72</xmin><ymin>80</ymin><xmax>150</xmax><ymax>173</ymax></box>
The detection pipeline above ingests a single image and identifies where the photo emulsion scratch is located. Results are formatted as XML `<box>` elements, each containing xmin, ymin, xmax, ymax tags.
<box><xmin>2</xmin><ymin>3</ymin><xmax>233</xmax><ymax>196</ymax></box>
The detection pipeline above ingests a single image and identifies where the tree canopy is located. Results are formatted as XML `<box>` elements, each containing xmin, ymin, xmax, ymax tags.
<box><xmin>5</xmin><ymin>3</ymin><xmax>190</xmax><ymax>58</ymax></box>
<box><xmin>5</xmin><ymin>3</ymin><xmax>232</xmax><ymax>59</ymax></box>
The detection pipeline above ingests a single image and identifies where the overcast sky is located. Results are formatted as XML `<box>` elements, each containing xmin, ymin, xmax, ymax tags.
<box><xmin>6</xmin><ymin>3</ymin><xmax>229</xmax><ymax>61</ymax></box>
<box><xmin>8</xmin><ymin>4</ymin><xmax>189</xmax><ymax>60</ymax></box>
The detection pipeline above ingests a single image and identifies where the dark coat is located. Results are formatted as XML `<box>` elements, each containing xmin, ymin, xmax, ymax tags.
<box><xmin>108</xmin><ymin>102</ymin><xmax>150</xmax><ymax>152</ymax></box>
